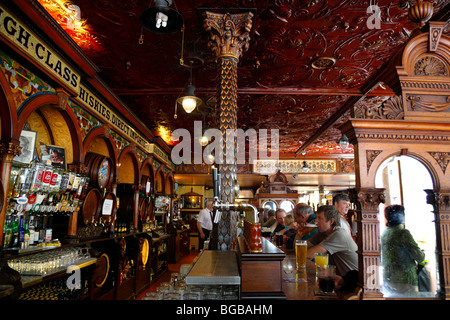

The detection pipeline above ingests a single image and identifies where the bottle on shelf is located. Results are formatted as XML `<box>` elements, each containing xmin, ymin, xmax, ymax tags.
<box><xmin>40</xmin><ymin>160</ymin><xmax>53</xmax><ymax>193</ymax></box>
<box><xmin>2</xmin><ymin>214</ymin><xmax>13</xmax><ymax>249</ymax></box>
<box><xmin>18</xmin><ymin>213</ymin><xmax>25</xmax><ymax>248</ymax></box>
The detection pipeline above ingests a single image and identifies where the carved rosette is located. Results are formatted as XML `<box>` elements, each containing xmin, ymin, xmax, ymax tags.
<box><xmin>204</xmin><ymin>11</ymin><xmax>253</xmax><ymax>250</ymax></box>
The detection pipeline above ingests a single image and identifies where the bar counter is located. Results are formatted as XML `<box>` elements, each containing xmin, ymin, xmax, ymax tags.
<box><xmin>280</xmin><ymin>246</ymin><xmax>361</xmax><ymax>300</ymax></box>
<box><xmin>239</xmin><ymin>237</ymin><xmax>361</xmax><ymax>300</ymax></box>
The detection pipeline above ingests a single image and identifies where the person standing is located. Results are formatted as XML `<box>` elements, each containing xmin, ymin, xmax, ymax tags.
<box><xmin>333</xmin><ymin>193</ymin><xmax>353</xmax><ymax>236</ymax></box>
<box><xmin>381</xmin><ymin>204</ymin><xmax>425</xmax><ymax>295</ymax></box>
<box><xmin>197</xmin><ymin>200</ymin><xmax>214</xmax><ymax>251</ymax></box>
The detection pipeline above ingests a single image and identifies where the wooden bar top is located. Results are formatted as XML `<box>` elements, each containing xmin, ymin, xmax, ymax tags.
<box><xmin>281</xmin><ymin>249</ymin><xmax>320</xmax><ymax>300</ymax></box>
<box><xmin>281</xmin><ymin>246</ymin><xmax>362</xmax><ymax>300</ymax></box>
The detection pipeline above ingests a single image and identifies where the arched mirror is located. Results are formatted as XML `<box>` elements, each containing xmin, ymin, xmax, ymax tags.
<box><xmin>262</xmin><ymin>200</ymin><xmax>277</xmax><ymax>211</ymax></box>
<box><xmin>280</xmin><ymin>200</ymin><xmax>294</xmax><ymax>214</ymax></box>
<box><xmin>375</xmin><ymin>155</ymin><xmax>439</xmax><ymax>298</ymax></box>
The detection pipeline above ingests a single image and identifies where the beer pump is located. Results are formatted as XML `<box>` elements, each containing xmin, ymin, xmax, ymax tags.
<box><xmin>211</xmin><ymin>167</ymin><xmax>258</xmax><ymax>224</ymax></box>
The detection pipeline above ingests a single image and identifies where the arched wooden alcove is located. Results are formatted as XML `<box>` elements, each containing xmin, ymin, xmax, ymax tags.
<box><xmin>340</xmin><ymin>24</ymin><xmax>450</xmax><ymax>300</ymax></box>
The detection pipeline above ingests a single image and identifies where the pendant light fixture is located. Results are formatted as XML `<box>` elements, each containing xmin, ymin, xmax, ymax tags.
<box><xmin>174</xmin><ymin>25</ymin><xmax>203</xmax><ymax>119</ymax></box>
<box><xmin>139</xmin><ymin>0</ymin><xmax>183</xmax><ymax>35</ymax></box>
<box><xmin>301</xmin><ymin>151</ymin><xmax>310</xmax><ymax>173</ymax></box>
<box><xmin>338</xmin><ymin>134</ymin><xmax>350</xmax><ymax>151</ymax></box>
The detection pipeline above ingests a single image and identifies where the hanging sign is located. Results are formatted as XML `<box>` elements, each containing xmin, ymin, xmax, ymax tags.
<box><xmin>0</xmin><ymin>5</ymin><xmax>81</xmax><ymax>94</ymax></box>
<box><xmin>76</xmin><ymin>84</ymin><xmax>150</xmax><ymax>153</ymax></box>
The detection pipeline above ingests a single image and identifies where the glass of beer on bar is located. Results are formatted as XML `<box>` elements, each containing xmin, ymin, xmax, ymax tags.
<box><xmin>314</xmin><ymin>252</ymin><xmax>329</xmax><ymax>269</ymax></box>
<box><xmin>295</xmin><ymin>240</ymin><xmax>307</xmax><ymax>269</ymax></box>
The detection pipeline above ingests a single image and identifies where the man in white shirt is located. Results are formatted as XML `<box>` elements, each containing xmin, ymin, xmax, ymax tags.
<box><xmin>197</xmin><ymin>200</ymin><xmax>214</xmax><ymax>250</ymax></box>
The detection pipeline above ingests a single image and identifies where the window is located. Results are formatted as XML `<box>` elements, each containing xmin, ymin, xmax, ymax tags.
<box><xmin>375</xmin><ymin>155</ymin><xmax>439</xmax><ymax>298</ymax></box>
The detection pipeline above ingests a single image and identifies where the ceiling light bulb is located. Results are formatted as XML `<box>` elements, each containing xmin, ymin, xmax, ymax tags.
<box><xmin>155</xmin><ymin>12</ymin><xmax>168</xmax><ymax>28</ymax></box>
<box><xmin>200</xmin><ymin>135</ymin><xmax>209</xmax><ymax>146</ymax></box>
<box><xmin>181</xmin><ymin>97</ymin><xmax>197</xmax><ymax>113</ymax></box>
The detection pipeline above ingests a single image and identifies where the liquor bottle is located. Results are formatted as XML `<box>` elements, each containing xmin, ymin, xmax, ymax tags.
<box><xmin>41</xmin><ymin>160</ymin><xmax>53</xmax><ymax>192</ymax></box>
<box><xmin>72</xmin><ymin>173</ymin><xmax>81</xmax><ymax>193</ymax></box>
<box><xmin>30</xmin><ymin>161</ymin><xmax>44</xmax><ymax>193</ymax></box>
<box><xmin>28</xmin><ymin>215</ymin><xmax>36</xmax><ymax>246</ymax></box>
<box><xmin>11</xmin><ymin>213</ymin><xmax>19</xmax><ymax>248</ymax></box>
<box><xmin>24</xmin><ymin>221</ymin><xmax>30</xmax><ymax>248</ymax></box>
<box><xmin>59</xmin><ymin>171</ymin><xmax>70</xmax><ymax>192</ymax></box>
<box><xmin>13</xmin><ymin>167</ymin><xmax>30</xmax><ymax>198</ymax></box>
<box><xmin>49</xmin><ymin>167</ymin><xmax>63</xmax><ymax>194</ymax></box>
<box><xmin>18</xmin><ymin>214</ymin><xmax>25</xmax><ymax>248</ymax></box>
<box><xmin>2</xmin><ymin>215</ymin><xmax>12</xmax><ymax>249</ymax></box>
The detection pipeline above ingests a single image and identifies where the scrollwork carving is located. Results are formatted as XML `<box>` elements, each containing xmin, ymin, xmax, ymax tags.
<box><xmin>428</xmin><ymin>152</ymin><xmax>450</xmax><ymax>174</ymax></box>
<box><xmin>353</xmin><ymin>96</ymin><xmax>403</xmax><ymax>120</ymax></box>
<box><xmin>351</xmin><ymin>188</ymin><xmax>386</xmax><ymax>211</ymax></box>
<box><xmin>366</xmin><ymin>150</ymin><xmax>383</xmax><ymax>173</ymax></box>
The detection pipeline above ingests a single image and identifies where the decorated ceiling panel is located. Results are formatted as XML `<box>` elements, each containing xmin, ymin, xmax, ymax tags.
<box><xmin>37</xmin><ymin>0</ymin><xmax>449</xmax><ymax>158</ymax></box>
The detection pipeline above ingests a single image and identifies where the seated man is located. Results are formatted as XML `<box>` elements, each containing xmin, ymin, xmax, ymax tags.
<box><xmin>262</xmin><ymin>209</ymin><xmax>276</xmax><ymax>228</ymax></box>
<box><xmin>269</xmin><ymin>209</ymin><xmax>287</xmax><ymax>237</ymax></box>
<box><xmin>286</xmin><ymin>203</ymin><xmax>317</xmax><ymax>249</ymax></box>
<box><xmin>306</xmin><ymin>205</ymin><xmax>358</xmax><ymax>283</ymax></box>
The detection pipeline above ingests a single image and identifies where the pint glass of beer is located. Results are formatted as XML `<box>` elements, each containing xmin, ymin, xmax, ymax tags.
<box><xmin>295</xmin><ymin>240</ymin><xmax>307</xmax><ymax>269</ymax></box>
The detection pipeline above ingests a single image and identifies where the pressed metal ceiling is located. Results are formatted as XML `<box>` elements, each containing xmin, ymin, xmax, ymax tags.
<box><xmin>38</xmin><ymin>0</ymin><xmax>449</xmax><ymax>159</ymax></box>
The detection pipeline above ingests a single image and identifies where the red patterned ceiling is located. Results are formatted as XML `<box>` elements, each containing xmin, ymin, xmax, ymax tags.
<box><xmin>38</xmin><ymin>0</ymin><xmax>449</xmax><ymax>157</ymax></box>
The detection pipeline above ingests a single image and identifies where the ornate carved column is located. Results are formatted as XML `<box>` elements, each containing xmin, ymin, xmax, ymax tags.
<box><xmin>0</xmin><ymin>139</ymin><xmax>22</xmax><ymax>244</ymax></box>
<box><xmin>348</xmin><ymin>188</ymin><xmax>385</xmax><ymax>299</ymax></box>
<box><xmin>425</xmin><ymin>189</ymin><xmax>450</xmax><ymax>300</ymax></box>
<box><xmin>203</xmin><ymin>11</ymin><xmax>253</xmax><ymax>250</ymax></box>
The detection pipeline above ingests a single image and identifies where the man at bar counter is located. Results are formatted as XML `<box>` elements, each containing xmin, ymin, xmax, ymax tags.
<box><xmin>197</xmin><ymin>201</ymin><xmax>214</xmax><ymax>251</ymax></box>
<box><xmin>306</xmin><ymin>205</ymin><xmax>359</xmax><ymax>291</ymax></box>
<box><xmin>269</xmin><ymin>209</ymin><xmax>287</xmax><ymax>237</ymax></box>
<box><xmin>286</xmin><ymin>203</ymin><xmax>317</xmax><ymax>249</ymax></box>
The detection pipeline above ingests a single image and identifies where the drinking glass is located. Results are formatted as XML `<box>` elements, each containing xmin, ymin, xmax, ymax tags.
<box><xmin>143</xmin><ymin>291</ymin><xmax>162</xmax><ymax>300</ymax></box>
<box><xmin>314</xmin><ymin>252</ymin><xmax>329</xmax><ymax>269</ymax></box>
<box><xmin>295</xmin><ymin>239</ymin><xmax>307</xmax><ymax>269</ymax></box>
<box><xmin>317</xmin><ymin>265</ymin><xmax>336</xmax><ymax>293</ymax></box>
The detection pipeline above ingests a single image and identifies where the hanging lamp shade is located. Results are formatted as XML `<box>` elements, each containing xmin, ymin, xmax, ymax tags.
<box><xmin>177</xmin><ymin>84</ymin><xmax>202</xmax><ymax>113</ymax></box>
<box><xmin>139</xmin><ymin>0</ymin><xmax>183</xmax><ymax>35</ymax></box>
<box><xmin>338</xmin><ymin>134</ymin><xmax>350</xmax><ymax>151</ymax></box>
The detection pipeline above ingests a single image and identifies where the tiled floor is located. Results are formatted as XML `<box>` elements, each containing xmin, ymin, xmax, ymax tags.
<box><xmin>136</xmin><ymin>250</ymin><xmax>200</xmax><ymax>300</ymax></box>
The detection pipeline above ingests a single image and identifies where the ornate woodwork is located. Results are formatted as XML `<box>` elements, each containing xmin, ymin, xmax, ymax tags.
<box><xmin>341</xmin><ymin>25</ymin><xmax>450</xmax><ymax>300</ymax></box>
<box><xmin>203</xmin><ymin>11</ymin><xmax>253</xmax><ymax>250</ymax></box>
<box><xmin>425</xmin><ymin>189</ymin><xmax>450</xmax><ymax>299</ymax></box>
<box><xmin>349</xmin><ymin>187</ymin><xmax>385</xmax><ymax>299</ymax></box>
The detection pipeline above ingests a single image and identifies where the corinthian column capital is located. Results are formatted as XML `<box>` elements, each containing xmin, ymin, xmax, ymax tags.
<box><xmin>203</xmin><ymin>11</ymin><xmax>253</xmax><ymax>61</ymax></box>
